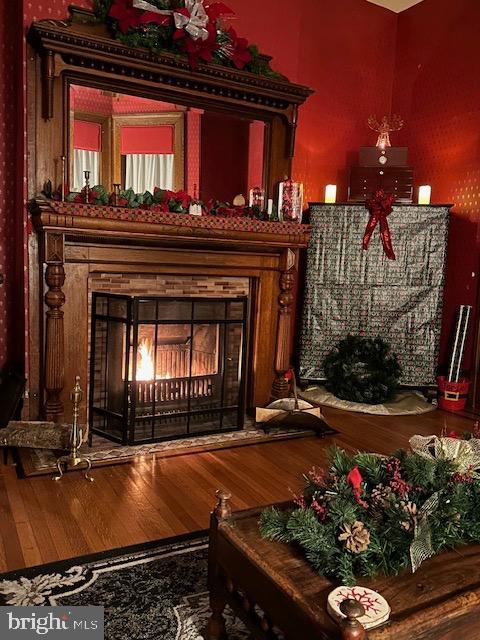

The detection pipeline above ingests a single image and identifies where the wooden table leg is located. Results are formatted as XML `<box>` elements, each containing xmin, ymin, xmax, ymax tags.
<box><xmin>206</xmin><ymin>489</ymin><xmax>232</xmax><ymax>640</ymax></box>
<box><xmin>206</xmin><ymin>593</ymin><xmax>228</xmax><ymax>640</ymax></box>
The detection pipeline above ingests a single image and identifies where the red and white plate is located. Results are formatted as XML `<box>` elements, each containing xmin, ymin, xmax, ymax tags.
<box><xmin>327</xmin><ymin>585</ymin><xmax>390</xmax><ymax>630</ymax></box>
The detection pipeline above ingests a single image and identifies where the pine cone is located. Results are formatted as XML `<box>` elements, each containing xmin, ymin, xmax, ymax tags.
<box><xmin>400</xmin><ymin>500</ymin><xmax>418</xmax><ymax>531</ymax></box>
<box><xmin>338</xmin><ymin>521</ymin><xmax>371</xmax><ymax>553</ymax></box>
<box><xmin>371</xmin><ymin>483</ymin><xmax>393</xmax><ymax>508</ymax></box>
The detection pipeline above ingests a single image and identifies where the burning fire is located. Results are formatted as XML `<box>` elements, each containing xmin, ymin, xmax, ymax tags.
<box><xmin>135</xmin><ymin>339</ymin><xmax>171</xmax><ymax>381</ymax></box>
<box><xmin>137</xmin><ymin>339</ymin><xmax>155</xmax><ymax>381</ymax></box>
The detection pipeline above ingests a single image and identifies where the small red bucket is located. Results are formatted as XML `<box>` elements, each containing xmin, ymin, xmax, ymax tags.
<box><xmin>437</xmin><ymin>376</ymin><xmax>470</xmax><ymax>412</ymax></box>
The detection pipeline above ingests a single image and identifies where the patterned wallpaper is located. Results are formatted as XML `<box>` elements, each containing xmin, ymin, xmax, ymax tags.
<box><xmin>0</xmin><ymin>1</ymin><xmax>23</xmax><ymax>369</ymax></box>
<box><xmin>71</xmin><ymin>86</ymin><xmax>182</xmax><ymax>114</ymax></box>
<box><xmin>392</xmin><ymin>0</ymin><xmax>480</xmax><ymax>367</ymax></box>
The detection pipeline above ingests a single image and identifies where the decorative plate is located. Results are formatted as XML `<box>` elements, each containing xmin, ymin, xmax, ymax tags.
<box><xmin>327</xmin><ymin>585</ymin><xmax>390</xmax><ymax>630</ymax></box>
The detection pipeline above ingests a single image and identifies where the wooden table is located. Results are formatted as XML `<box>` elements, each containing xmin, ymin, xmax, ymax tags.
<box><xmin>206</xmin><ymin>491</ymin><xmax>480</xmax><ymax>640</ymax></box>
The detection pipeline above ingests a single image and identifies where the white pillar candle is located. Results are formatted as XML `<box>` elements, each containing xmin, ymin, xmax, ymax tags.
<box><xmin>418</xmin><ymin>185</ymin><xmax>432</xmax><ymax>205</ymax></box>
<box><xmin>325</xmin><ymin>184</ymin><xmax>337</xmax><ymax>203</ymax></box>
<box><xmin>267</xmin><ymin>198</ymin><xmax>273</xmax><ymax>217</ymax></box>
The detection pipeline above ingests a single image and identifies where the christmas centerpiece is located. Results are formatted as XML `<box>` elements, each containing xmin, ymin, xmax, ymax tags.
<box><xmin>92</xmin><ymin>0</ymin><xmax>281</xmax><ymax>75</ymax></box>
<box><xmin>260</xmin><ymin>429</ymin><xmax>480</xmax><ymax>585</ymax></box>
<box><xmin>323</xmin><ymin>335</ymin><xmax>401</xmax><ymax>405</ymax></box>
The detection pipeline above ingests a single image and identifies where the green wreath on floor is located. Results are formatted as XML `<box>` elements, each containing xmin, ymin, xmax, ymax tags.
<box><xmin>323</xmin><ymin>335</ymin><xmax>401</xmax><ymax>405</ymax></box>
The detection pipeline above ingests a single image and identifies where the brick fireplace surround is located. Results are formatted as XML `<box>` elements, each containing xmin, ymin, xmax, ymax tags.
<box><xmin>29</xmin><ymin>201</ymin><xmax>311</xmax><ymax>427</ymax></box>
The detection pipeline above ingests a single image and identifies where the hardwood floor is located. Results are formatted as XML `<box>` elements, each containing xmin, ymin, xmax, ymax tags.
<box><xmin>0</xmin><ymin>406</ymin><xmax>475</xmax><ymax>573</ymax></box>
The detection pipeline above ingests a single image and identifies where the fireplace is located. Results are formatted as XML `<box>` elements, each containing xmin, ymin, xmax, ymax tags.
<box><xmin>89</xmin><ymin>293</ymin><xmax>248</xmax><ymax>444</ymax></box>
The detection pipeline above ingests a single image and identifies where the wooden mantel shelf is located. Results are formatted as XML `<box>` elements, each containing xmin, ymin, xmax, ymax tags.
<box><xmin>31</xmin><ymin>199</ymin><xmax>312</xmax><ymax>251</ymax></box>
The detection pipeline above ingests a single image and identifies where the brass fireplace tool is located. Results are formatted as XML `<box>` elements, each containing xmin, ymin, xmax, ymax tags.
<box><xmin>54</xmin><ymin>376</ymin><xmax>94</xmax><ymax>482</ymax></box>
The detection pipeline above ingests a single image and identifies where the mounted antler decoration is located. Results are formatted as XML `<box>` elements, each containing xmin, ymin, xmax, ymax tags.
<box><xmin>367</xmin><ymin>114</ymin><xmax>404</xmax><ymax>150</ymax></box>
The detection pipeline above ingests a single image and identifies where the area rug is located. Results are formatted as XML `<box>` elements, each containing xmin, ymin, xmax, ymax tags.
<box><xmin>18</xmin><ymin>422</ymin><xmax>315</xmax><ymax>478</ymax></box>
<box><xmin>299</xmin><ymin>385</ymin><xmax>436</xmax><ymax>416</ymax></box>
<box><xmin>0</xmin><ymin>533</ymin><xmax>248</xmax><ymax>640</ymax></box>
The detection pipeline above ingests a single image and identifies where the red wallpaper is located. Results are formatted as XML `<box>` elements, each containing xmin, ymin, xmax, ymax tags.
<box><xmin>227</xmin><ymin>0</ymin><xmax>397</xmax><ymax>202</ymax></box>
<box><xmin>71</xmin><ymin>85</ymin><xmax>181</xmax><ymax>114</ymax></box>
<box><xmin>0</xmin><ymin>0</ymin><xmax>23</xmax><ymax>369</ymax></box>
<box><xmin>200</xmin><ymin>112</ymin><xmax>250</xmax><ymax>202</ymax></box>
<box><xmin>186</xmin><ymin>109</ymin><xmax>202</xmax><ymax>197</ymax></box>
<box><xmin>392</xmin><ymin>0</ymin><xmax>480</xmax><ymax>368</ymax></box>
<box><xmin>247</xmin><ymin>121</ymin><xmax>265</xmax><ymax>193</ymax></box>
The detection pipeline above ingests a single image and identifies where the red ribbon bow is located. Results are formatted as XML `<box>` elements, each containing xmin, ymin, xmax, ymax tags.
<box><xmin>363</xmin><ymin>190</ymin><xmax>396</xmax><ymax>260</ymax></box>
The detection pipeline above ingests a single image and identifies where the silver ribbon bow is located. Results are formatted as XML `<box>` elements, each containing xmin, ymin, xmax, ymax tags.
<box><xmin>132</xmin><ymin>0</ymin><xmax>172</xmax><ymax>15</ymax></box>
<box><xmin>409</xmin><ymin>492</ymin><xmax>440</xmax><ymax>573</ymax></box>
<box><xmin>409</xmin><ymin>435</ymin><xmax>480</xmax><ymax>477</ymax></box>
<box><xmin>408</xmin><ymin>434</ymin><xmax>480</xmax><ymax>572</ymax></box>
<box><xmin>133</xmin><ymin>0</ymin><xmax>210</xmax><ymax>41</ymax></box>
<box><xmin>174</xmin><ymin>0</ymin><xmax>209</xmax><ymax>41</ymax></box>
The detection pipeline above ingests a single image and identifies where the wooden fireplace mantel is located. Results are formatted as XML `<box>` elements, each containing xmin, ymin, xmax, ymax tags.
<box><xmin>30</xmin><ymin>199</ymin><xmax>312</xmax><ymax>422</ymax></box>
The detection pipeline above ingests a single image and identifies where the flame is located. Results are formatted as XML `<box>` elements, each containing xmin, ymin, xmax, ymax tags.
<box><xmin>136</xmin><ymin>339</ymin><xmax>155</xmax><ymax>381</ymax></box>
<box><xmin>135</xmin><ymin>339</ymin><xmax>172</xmax><ymax>381</ymax></box>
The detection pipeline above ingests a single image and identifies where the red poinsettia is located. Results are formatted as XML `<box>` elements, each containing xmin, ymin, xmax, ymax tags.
<box><xmin>165</xmin><ymin>189</ymin><xmax>192</xmax><ymax>208</ymax></box>
<box><xmin>151</xmin><ymin>202</ymin><xmax>171</xmax><ymax>213</ymax></box>
<box><xmin>74</xmin><ymin>189</ymin><xmax>99</xmax><ymax>203</ymax></box>
<box><xmin>175</xmin><ymin>22</ymin><xmax>219</xmax><ymax>69</ymax></box>
<box><xmin>109</xmin><ymin>0</ymin><xmax>171</xmax><ymax>34</ymax></box>
<box><xmin>347</xmin><ymin>465</ymin><xmax>368</xmax><ymax>508</ymax></box>
<box><xmin>226</xmin><ymin>27</ymin><xmax>252</xmax><ymax>69</ymax></box>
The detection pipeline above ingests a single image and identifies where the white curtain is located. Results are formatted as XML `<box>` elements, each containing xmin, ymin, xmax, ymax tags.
<box><xmin>125</xmin><ymin>154</ymin><xmax>174</xmax><ymax>193</ymax></box>
<box><xmin>73</xmin><ymin>149</ymin><xmax>100</xmax><ymax>191</ymax></box>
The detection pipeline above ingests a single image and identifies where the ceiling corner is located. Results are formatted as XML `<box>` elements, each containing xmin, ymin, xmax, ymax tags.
<box><xmin>365</xmin><ymin>0</ymin><xmax>425</xmax><ymax>13</ymax></box>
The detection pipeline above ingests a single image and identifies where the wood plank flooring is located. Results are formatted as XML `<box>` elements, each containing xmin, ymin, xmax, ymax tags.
<box><xmin>0</xmin><ymin>406</ymin><xmax>475</xmax><ymax>573</ymax></box>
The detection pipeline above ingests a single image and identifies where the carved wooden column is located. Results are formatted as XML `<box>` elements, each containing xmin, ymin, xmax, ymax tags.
<box><xmin>272</xmin><ymin>248</ymin><xmax>297</xmax><ymax>400</ymax></box>
<box><xmin>44</xmin><ymin>233</ymin><xmax>66</xmax><ymax>422</ymax></box>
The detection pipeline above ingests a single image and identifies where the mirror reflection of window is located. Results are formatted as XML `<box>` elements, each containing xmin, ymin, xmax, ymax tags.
<box><xmin>121</xmin><ymin>125</ymin><xmax>174</xmax><ymax>193</ymax></box>
<box><xmin>73</xmin><ymin>120</ymin><xmax>101</xmax><ymax>190</ymax></box>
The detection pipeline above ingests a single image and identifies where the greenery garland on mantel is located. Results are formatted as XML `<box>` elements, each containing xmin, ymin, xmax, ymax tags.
<box><xmin>42</xmin><ymin>182</ymin><xmax>280</xmax><ymax>221</ymax></box>
<box><xmin>91</xmin><ymin>0</ymin><xmax>283</xmax><ymax>77</ymax></box>
<box><xmin>260</xmin><ymin>431</ymin><xmax>480</xmax><ymax>585</ymax></box>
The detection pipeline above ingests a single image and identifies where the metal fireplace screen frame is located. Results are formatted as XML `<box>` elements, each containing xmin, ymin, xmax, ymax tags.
<box><xmin>89</xmin><ymin>293</ymin><xmax>248</xmax><ymax>445</ymax></box>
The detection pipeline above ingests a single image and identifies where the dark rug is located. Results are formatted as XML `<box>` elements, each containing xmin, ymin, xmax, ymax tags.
<box><xmin>0</xmin><ymin>533</ymin><xmax>249</xmax><ymax>639</ymax></box>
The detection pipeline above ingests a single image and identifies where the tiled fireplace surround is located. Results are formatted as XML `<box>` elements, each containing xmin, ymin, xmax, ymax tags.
<box><xmin>29</xmin><ymin>203</ymin><xmax>311</xmax><ymax>429</ymax></box>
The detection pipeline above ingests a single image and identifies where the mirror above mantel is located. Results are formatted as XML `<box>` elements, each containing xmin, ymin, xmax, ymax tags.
<box><xmin>28</xmin><ymin>5</ymin><xmax>313</xmax><ymax>200</ymax></box>
<box><xmin>69</xmin><ymin>84</ymin><xmax>266</xmax><ymax>202</ymax></box>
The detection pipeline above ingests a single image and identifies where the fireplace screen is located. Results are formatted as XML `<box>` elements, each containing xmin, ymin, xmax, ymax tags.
<box><xmin>89</xmin><ymin>294</ymin><xmax>248</xmax><ymax>444</ymax></box>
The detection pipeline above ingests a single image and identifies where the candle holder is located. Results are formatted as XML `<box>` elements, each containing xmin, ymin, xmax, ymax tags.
<box><xmin>61</xmin><ymin>156</ymin><xmax>66</xmax><ymax>202</ymax></box>
<box><xmin>113</xmin><ymin>183</ymin><xmax>121</xmax><ymax>206</ymax></box>
<box><xmin>84</xmin><ymin>170</ymin><xmax>91</xmax><ymax>204</ymax></box>
<box><xmin>54</xmin><ymin>376</ymin><xmax>93</xmax><ymax>482</ymax></box>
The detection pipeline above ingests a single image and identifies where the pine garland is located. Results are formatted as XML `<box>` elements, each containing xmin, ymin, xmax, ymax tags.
<box><xmin>91</xmin><ymin>0</ymin><xmax>284</xmax><ymax>78</ymax></box>
<box><xmin>260</xmin><ymin>436</ymin><xmax>480</xmax><ymax>586</ymax></box>
<box><xmin>323</xmin><ymin>335</ymin><xmax>401</xmax><ymax>404</ymax></box>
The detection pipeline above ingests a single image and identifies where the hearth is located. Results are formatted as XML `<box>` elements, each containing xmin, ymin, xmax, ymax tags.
<box><xmin>89</xmin><ymin>294</ymin><xmax>248</xmax><ymax>444</ymax></box>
